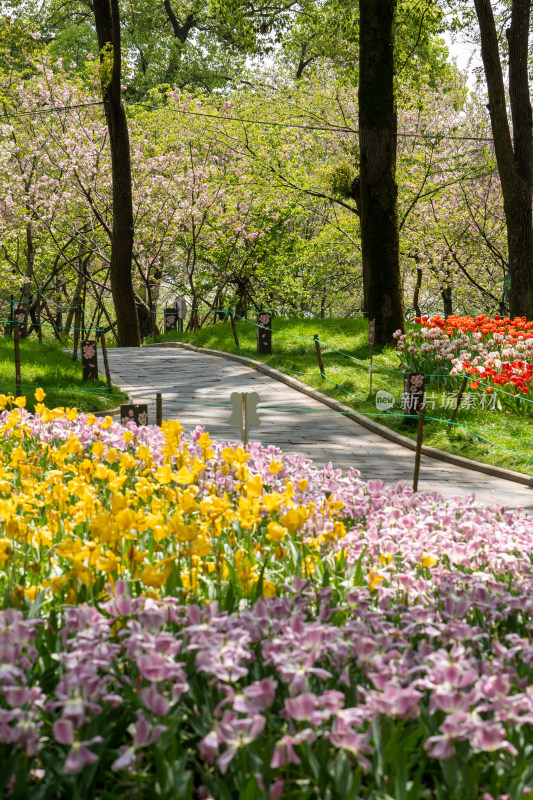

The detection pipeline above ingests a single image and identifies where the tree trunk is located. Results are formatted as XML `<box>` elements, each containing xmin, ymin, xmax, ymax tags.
<box><xmin>92</xmin><ymin>0</ymin><xmax>140</xmax><ymax>346</ymax></box>
<box><xmin>413</xmin><ymin>265</ymin><xmax>422</xmax><ymax>318</ymax></box>
<box><xmin>358</xmin><ymin>0</ymin><xmax>405</xmax><ymax>344</ymax></box>
<box><xmin>473</xmin><ymin>0</ymin><xmax>533</xmax><ymax>319</ymax></box>
<box><xmin>441</xmin><ymin>285</ymin><xmax>453</xmax><ymax>318</ymax></box>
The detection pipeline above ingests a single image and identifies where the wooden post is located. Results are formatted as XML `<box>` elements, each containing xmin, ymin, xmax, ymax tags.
<box><xmin>368</xmin><ymin>319</ymin><xmax>376</xmax><ymax>395</ymax></box>
<box><xmin>449</xmin><ymin>375</ymin><xmax>469</xmax><ymax>426</ymax></box>
<box><xmin>314</xmin><ymin>334</ymin><xmax>325</xmax><ymax>379</ymax></box>
<box><xmin>72</xmin><ymin>306</ymin><xmax>81</xmax><ymax>361</ymax></box>
<box><xmin>8</xmin><ymin>294</ymin><xmax>14</xmax><ymax>337</ymax></box>
<box><xmin>156</xmin><ymin>392</ymin><xmax>163</xmax><ymax>426</ymax></box>
<box><xmin>36</xmin><ymin>301</ymin><xmax>42</xmax><ymax>343</ymax></box>
<box><xmin>413</xmin><ymin>409</ymin><xmax>425</xmax><ymax>492</ymax></box>
<box><xmin>13</xmin><ymin>321</ymin><xmax>21</xmax><ymax>397</ymax></box>
<box><xmin>100</xmin><ymin>331</ymin><xmax>113</xmax><ymax>393</ymax></box>
<box><xmin>229</xmin><ymin>311</ymin><xmax>240</xmax><ymax>348</ymax></box>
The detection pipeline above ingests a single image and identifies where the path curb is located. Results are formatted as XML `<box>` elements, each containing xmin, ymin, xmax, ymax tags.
<box><xmin>144</xmin><ymin>341</ymin><xmax>533</xmax><ymax>489</ymax></box>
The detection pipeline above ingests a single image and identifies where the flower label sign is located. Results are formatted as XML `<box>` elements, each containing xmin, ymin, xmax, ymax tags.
<box><xmin>228</xmin><ymin>391</ymin><xmax>261</xmax><ymax>445</ymax></box>
<box><xmin>14</xmin><ymin>306</ymin><xmax>28</xmax><ymax>339</ymax></box>
<box><xmin>257</xmin><ymin>312</ymin><xmax>272</xmax><ymax>355</ymax></box>
<box><xmin>175</xmin><ymin>298</ymin><xmax>188</xmax><ymax>320</ymax></box>
<box><xmin>120</xmin><ymin>403</ymin><xmax>148</xmax><ymax>427</ymax></box>
<box><xmin>81</xmin><ymin>340</ymin><xmax>99</xmax><ymax>381</ymax></box>
<box><xmin>174</xmin><ymin>298</ymin><xmax>187</xmax><ymax>333</ymax></box>
<box><xmin>403</xmin><ymin>372</ymin><xmax>425</xmax><ymax>421</ymax></box>
<box><xmin>164</xmin><ymin>308</ymin><xmax>177</xmax><ymax>333</ymax></box>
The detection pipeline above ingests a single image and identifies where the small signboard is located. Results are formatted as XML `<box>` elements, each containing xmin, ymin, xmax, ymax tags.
<box><xmin>257</xmin><ymin>312</ymin><xmax>272</xmax><ymax>355</ymax></box>
<box><xmin>14</xmin><ymin>306</ymin><xmax>28</xmax><ymax>339</ymax></box>
<box><xmin>175</xmin><ymin>298</ymin><xmax>188</xmax><ymax>320</ymax></box>
<box><xmin>120</xmin><ymin>403</ymin><xmax>148</xmax><ymax>427</ymax></box>
<box><xmin>403</xmin><ymin>372</ymin><xmax>425</xmax><ymax>422</ymax></box>
<box><xmin>81</xmin><ymin>340</ymin><xmax>99</xmax><ymax>381</ymax></box>
<box><xmin>228</xmin><ymin>391</ymin><xmax>261</xmax><ymax>445</ymax></box>
<box><xmin>164</xmin><ymin>308</ymin><xmax>178</xmax><ymax>333</ymax></box>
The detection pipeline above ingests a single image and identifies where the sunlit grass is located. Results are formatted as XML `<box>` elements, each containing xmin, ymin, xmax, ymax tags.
<box><xmin>0</xmin><ymin>336</ymin><xmax>127</xmax><ymax>412</ymax></box>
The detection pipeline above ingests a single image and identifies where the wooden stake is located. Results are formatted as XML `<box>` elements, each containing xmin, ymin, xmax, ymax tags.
<box><xmin>314</xmin><ymin>334</ymin><xmax>325</xmax><ymax>379</ymax></box>
<box><xmin>100</xmin><ymin>331</ymin><xmax>112</xmax><ymax>393</ymax></box>
<box><xmin>156</xmin><ymin>392</ymin><xmax>163</xmax><ymax>426</ymax></box>
<box><xmin>449</xmin><ymin>375</ymin><xmax>469</xmax><ymax>426</ymax></box>
<box><xmin>72</xmin><ymin>306</ymin><xmax>81</xmax><ymax>361</ymax></box>
<box><xmin>13</xmin><ymin>321</ymin><xmax>21</xmax><ymax>397</ymax></box>
<box><xmin>230</xmin><ymin>311</ymin><xmax>240</xmax><ymax>348</ymax></box>
<box><xmin>413</xmin><ymin>409</ymin><xmax>425</xmax><ymax>492</ymax></box>
<box><xmin>368</xmin><ymin>319</ymin><xmax>376</xmax><ymax>395</ymax></box>
<box><xmin>36</xmin><ymin>301</ymin><xmax>42</xmax><ymax>343</ymax></box>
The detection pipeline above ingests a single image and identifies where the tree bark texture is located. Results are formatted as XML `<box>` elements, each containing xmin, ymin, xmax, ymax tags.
<box><xmin>93</xmin><ymin>0</ymin><xmax>140</xmax><ymax>346</ymax></box>
<box><xmin>441</xmin><ymin>285</ymin><xmax>453</xmax><ymax>318</ymax></box>
<box><xmin>474</xmin><ymin>0</ymin><xmax>533</xmax><ymax>319</ymax></box>
<box><xmin>358</xmin><ymin>0</ymin><xmax>405</xmax><ymax>344</ymax></box>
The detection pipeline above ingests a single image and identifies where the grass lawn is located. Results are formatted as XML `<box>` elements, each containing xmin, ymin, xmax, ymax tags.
<box><xmin>148</xmin><ymin>316</ymin><xmax>533</xmax><ymax>477</ymax></box>
<box><xmin>0</xmin><ymin>335</ymin><xmax>127</xmax><ymax>413</ymax></box>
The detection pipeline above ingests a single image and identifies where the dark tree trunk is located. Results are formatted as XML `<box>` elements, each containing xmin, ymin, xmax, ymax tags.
<box><xmin>358</xmin><ymin>0</ymin><xmax>405</xmax><ymax>344</ymax></box>
<box><xmin>413</xmin><ymin>264</ymin><xmax>422</xmax><ymax>318</ymax></box>
<box><xmin>473</xmin><ymin>0</ymin><xmax>533</xmax><ymax>319</ymax></box>
<box><xmin>93</xmin><ymin>0</ymin><xmax>140</xmax><ymax>346</ymax></box>
<box><xmin>441</xmin><ymin>285</ymin><xmax>453</xmax><ymax>318</ymax></box>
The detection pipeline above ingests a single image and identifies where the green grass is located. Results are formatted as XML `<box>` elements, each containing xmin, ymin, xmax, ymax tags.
<box><xmin>149</xmin><ymin>316</ymin><xmax>533</xmax><ymax>477</ymax></box>
<box><xmin>0</xmin><ymin>335</ymin><xmax>127</xmax><ymax>413</ymax></box>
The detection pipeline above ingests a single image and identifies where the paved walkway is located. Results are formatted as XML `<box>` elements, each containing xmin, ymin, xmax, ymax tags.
<box><xmin>104</xmin><ymin>346</ymin><xmax>533</xmax><ymax>511</ymax></box>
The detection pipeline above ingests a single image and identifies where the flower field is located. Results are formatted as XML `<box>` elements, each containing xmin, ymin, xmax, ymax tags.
<box><xmin>2</xmin><ymin>392</ymin><xmax>533</xmax><ymax>799</ymax></box>
<box><xmin>395</xmin><ymin>315</ymin><xmax>533</xmax><ymax>398</ymax></box>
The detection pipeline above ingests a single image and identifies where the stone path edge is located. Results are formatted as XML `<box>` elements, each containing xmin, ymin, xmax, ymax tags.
<box><xmin>144</xmin><ymin>341</ymin><xmax>533</xmax><ymax>490</ymax></box>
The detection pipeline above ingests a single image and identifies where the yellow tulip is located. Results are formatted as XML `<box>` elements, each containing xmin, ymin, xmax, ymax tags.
<box><xmin>266</xmin><ymin>522</ymin><xmax>287</xmax><ymax>543</ymax></box>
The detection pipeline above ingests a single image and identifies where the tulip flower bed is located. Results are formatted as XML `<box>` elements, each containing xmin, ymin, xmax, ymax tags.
<box><xmin>2</xmin><ymin>395</ymin><xmax>533</xmax><ymax>799</ymax></box>
<box><xmin>395</xmin><ymin>314</ymin><xmax>533</xmax><ymax>398</ymax></box>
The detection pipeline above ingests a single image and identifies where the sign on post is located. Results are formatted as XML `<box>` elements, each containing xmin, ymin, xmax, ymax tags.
<box><xmin>228</xmin><ymin>392</ymin><xmax>261</xmax><ymax>445</ymax></box>
<box><xmin>164</xmin><ymin>308</ymin><xmax>178</xmax><ymax>334</ymax></box>
<box><xmin>257</xmin><ymin>312</ymin><xmax>272</xmax><ymax>355</ymax></box>
<box><xmin>175</xmin><ymin>298</ymin><xmax>187</xmax><ymax>333</ymax></box>
<box><xmin>403</xmin><ymin>372</ymin><xmax>425</xmax><ymax>423</ymax></box>
<box><xmin>14</xmin><ymin>306</ymin><xmax>28</xmax><ymax>339</ymax></box>
<box><xmin>368</xmin><ymin>319</ymin><xmax>376</xmax><ymax>395</ymax></box>
<box><xmin>81</xmin><ymin>340</ymin><xmax>99</xmax><ymax>381</ymax></box>
<box><xmin>120</xmin><ymin>403</ymin><xmax>148</xmax><ymax>427</ymax></box>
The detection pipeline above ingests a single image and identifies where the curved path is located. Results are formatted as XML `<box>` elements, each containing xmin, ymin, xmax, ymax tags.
<box><xmin>104</xmin><ymin>346</ymin><xmax>533</xmax><ymax>511</ymax></box>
